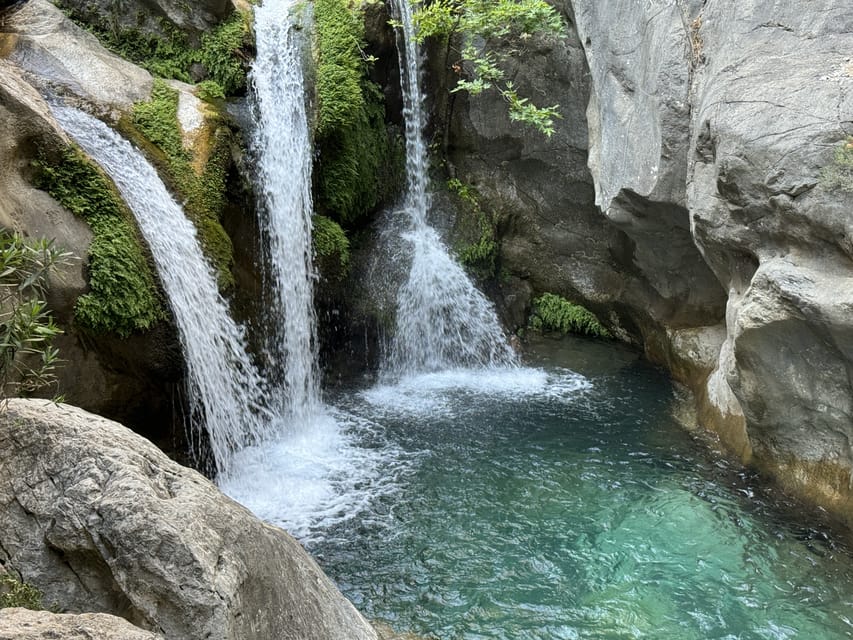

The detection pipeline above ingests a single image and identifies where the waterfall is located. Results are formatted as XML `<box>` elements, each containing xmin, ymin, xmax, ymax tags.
<box><xmin>385</xmin><ymin>0</ymin><xmax>518</xmax><ymax>378</ymax></box>
<box><xmin>52</xmin><ymin>106</ymin><xmax>270</xmax><ymax>475</ymax></box>
<box><xmin>250</xmin><ymin>0</ymin><xmax>319</xmax><ymax>420</ymax></box>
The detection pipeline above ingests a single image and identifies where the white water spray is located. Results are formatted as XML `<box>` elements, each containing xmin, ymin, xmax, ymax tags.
<box><xmin>53</xmin><ymin>106</ymin><xmax>270</xmax><ymax>475</ymax></box>
<box><xmin>385</xmin><ymin>0</ymin><xmax>518</xmax><ymax>377</ymax></box>
<box><xmin>250</xmin><ymin>0</ymin><xmax>319</xmax><ymax>420</ymax></box>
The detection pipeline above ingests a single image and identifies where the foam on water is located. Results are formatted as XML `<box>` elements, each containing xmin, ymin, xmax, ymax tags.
<box><xmin>220</xmin><ymin>408</ymin><xmax>414</xmax><ymax>545</ymax></box>
<box><xmin>362</xmin><ymin>366</ymin><xmax>591</xmax><ymax>418</ymax></box>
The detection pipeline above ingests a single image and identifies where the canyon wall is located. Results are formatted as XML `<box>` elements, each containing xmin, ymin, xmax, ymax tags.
<box><xmin>433</xmin><ymin>0</ymin><xmax>853</xmax><ymax>526</ymax></box>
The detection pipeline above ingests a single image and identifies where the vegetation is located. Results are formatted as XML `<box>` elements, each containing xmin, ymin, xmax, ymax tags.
<box><xmin>33</xmin><ymin>147</ymin><xmax>166</xmax><ymax>337</ymax></box>
<box><xmin>0</xmin><ymin>572</ymin><xmax>43</xmax><ymax>610</ymax></box>
<box><xmin>314</xmin><ymin>0</ymin><xmax>401</xmax><ymax>226</ymax></box>
<box><xmin>410</xmin><ymin>0</ymin><xmax>565</xmax><ymax>136</ymax></box>
<box><xmin>530</xmin><ymin>293</ymin><xmax>610</xmax><ymax>338</ymax></box>
<box><xmin>124</xmin><ymin>80</ymin><xmax>235</xmax><ymax>289</ymax></box>
<box><xmin>312</xmin><ymin>215</ymin><xmax>351</xmax><ymax>279</ymax></box>
<box><xmin>448</xmin><ymin>178</ymin><xmax>498</xmax><ymax>278</ymax></box>
<box><xmin>0</xmin><ymin>233</ymin><xmax>71</xmax><ymax>402</ymax></box>
<box><xmin>820</xmin><ymin>137</ymin><xmax>853</xmax><ymax>193</ymax></box>
<box><xmin>56</xmin><ymin>5</ymin><xmax>253</xmax><ymax>95</ymax></box>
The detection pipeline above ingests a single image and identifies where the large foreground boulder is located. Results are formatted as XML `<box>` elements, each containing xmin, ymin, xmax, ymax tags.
<box><xmin>0</xmin><ymin>608</ymin><xmax>162</xmax><ymax>640</ymax></box>
<box><xmin>0</xmin><ymin>399</ymin><xmax>378</xmax><ymax>640</ymax></box>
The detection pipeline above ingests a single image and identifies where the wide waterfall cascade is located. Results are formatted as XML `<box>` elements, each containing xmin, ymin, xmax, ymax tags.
<box><xmin>384</xmin><ymin>0</ymin><xmax>518</xmax><ymax>378</ymax></box>
<box><xmin>52</xmin><ymin>106</ymin><xmax>270</xmax><ymax>475</ymax></box>
<box><xmin>250</xmin><ymin>0</ymin><xmax>319</xmax><ymax>419</ymax></box>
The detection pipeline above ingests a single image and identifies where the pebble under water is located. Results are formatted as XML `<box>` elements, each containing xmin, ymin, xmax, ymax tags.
<box><xmin>226</xmin><ymin>337</ymin><xmax>853</xmax><ymax>639</ymax></box>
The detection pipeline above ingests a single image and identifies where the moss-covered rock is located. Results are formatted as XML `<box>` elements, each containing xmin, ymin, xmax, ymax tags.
<box><xmin>312</xmin><ymin>214</ymin><xmax>350</xmax><ymax>281</ymax></box>
<box><xmin>32</xmin><ymin>146</ymin><xmax>167</xmax><ymax>338</ymax></box>
<box><xmin>119</xmin><ymin>80</ymin><xmax>236</xmax><ymax>290</ymax></box>
<box><xmin>313</xmin><ymin>0</ymin><xmax>402</xmax><ymax>227</ymax></box>
<box><xmin>55</xmin><ymin>3</ymin><xmax>253</xmax><ymax>95</ymax></box>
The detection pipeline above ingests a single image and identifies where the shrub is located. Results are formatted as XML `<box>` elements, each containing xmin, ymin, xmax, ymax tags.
<box><xmin>530</xmin><ymin>293</ymin><xmax>610</xmax><ymax>338</ymax></box>
<box><xmin>0</xmin><ymin>232</ymin><xmax>71</xmax><ymax>402</ymax></box>
<box><xmin>410</xmin><ymin>0</ymin><xmax>565</xmax><ymax>136</ymax></box>
<box><xmin>0</xmin><ymin>572</ymin><xmax>43</xmax><ymax>610</ymax></box>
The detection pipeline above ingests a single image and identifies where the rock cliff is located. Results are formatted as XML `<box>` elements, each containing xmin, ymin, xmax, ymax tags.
<box><xmin>432</xmin><ymin>0</ymin><xmax>853</xmax><ymax>526</ymax></box>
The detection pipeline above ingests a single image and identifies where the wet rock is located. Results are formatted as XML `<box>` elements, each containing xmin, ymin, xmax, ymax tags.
<box><xmin>0</xmin><ymin>399</ymin><xmax>379</xmax><ymax>640</ymax></box>
<box><xmin>57</xmin><ymin>0</ymin><xmax>236</xmax><ymax>41</ymax></box>
<box><xmin>0</xmin><ymin>608</ymin><xmax>162</xmax><ymax>640</ymax></box>
<box><xmin>0</xmin><ymin>0</ymin><xmax>152</xmax><ymax>110</ymax></box>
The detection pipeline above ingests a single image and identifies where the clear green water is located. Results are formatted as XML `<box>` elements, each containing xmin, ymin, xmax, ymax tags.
<box><xmin>306</xmin><ymin>338</ymin><xmax>853</xmax><ymax>639</ymax></box>
<box><xmin>226</xmin><ymin>337</ymin><xmax>853</xmax><ymax>639</ymax></box>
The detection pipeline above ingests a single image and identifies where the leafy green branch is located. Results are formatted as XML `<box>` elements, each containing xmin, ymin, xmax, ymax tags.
<box><xmin>0</xmin><ymin>232</ymin><xmax>73</xmax><ymax>404</ymax></box>
<box><xmin>410</xmin><ymin>0</ymin><xmax>565</xmax><ymax>136</ymax></box>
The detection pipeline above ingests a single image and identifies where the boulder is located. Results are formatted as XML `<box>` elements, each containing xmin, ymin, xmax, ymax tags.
<box><xmin>0</xmin><ymin>0</ymin><xmax>152</xmax><ymax>110</ymax></box>
<box><xmin>0</xmin><ymin>399</ymin><xmax>379</xmax><ymax>640</ymax></box>
<box><xmin>0</xmin><ymin>608</ymin><xmax>162</xmax><ymax>640</ymax></box>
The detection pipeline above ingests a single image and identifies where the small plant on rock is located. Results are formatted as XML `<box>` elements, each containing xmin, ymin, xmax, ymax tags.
<box><xmin>0</xmin><ymin>571</ymin><xmax>44</xmax><ymax>610</ymax></box>
<box><xmin>820</xmin><ymin>136</ymin><xmax>853</xmax><ymax>193</ymax></box>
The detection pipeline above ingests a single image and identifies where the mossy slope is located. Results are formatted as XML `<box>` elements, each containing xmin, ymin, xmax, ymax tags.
<box><xmin>33</xmin><ymin>146</ymin><xmax>166</xmax><ymax>337</ymax></box>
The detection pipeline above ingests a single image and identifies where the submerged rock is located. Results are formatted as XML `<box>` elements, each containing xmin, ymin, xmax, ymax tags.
<box><xmin>0</xmin><ymin>399</ymin><xmax>379</xmax><ymax>640</ymax></box>
<box><xmin>0</xmin><ymin>608</ymin><xmax>163</xmax><ymax>640</ymax></box>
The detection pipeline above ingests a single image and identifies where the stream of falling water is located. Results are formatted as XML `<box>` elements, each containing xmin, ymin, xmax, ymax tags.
<box><xmin>248</xmin><ymin>0</ymin><xmax>319</xmax><ymax>420</ymax></box>
<box><xmin>383</xmin><ymin>0</ymin><xmax>518</xmax><ymax>378</ymax></box>
<box><xmin>52</xmin><ymin>105</ymin><xmax>270</xmax><ymax>476</ymax></box>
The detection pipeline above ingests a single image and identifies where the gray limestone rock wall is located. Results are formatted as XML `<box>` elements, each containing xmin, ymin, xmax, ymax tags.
<box><xmin>432</xmin><ymin>0</ymin><xmax>853</xmax><ymax>525</ymax></box>
<box><xmin>0</xmin><ymin>399</ymin><xmax>379</xmax><ymax>640</ymax></box>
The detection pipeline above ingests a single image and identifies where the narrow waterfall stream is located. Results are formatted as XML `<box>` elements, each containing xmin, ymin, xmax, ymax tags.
<box><xmin>383</xmin><ymin>0</ymin><xmax>518</xmax><ymax>378</ymax></box>
<box><xmin>218</xmin><ymin>0</ymin><xmax>399</xmax><ymax>540</ymax></box>
<box><xmin>248</xmin><ymin>0</ymin><xmax>319</xmax><ymax>420</ymax></box>
<box><xmin>52</xmin><ymin>106</ymin><xmax>270</xmax><ymax>476</ymax></box>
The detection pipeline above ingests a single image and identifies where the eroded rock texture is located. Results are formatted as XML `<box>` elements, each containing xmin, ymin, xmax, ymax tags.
<box><xmin>0</xmin><ymin>399</ymin><xmax>379</xmax><ymax>640</ymax></box>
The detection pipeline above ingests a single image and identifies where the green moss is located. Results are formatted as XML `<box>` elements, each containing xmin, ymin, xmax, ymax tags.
<box><xmin>820</xmin><ymin>137</ymin><xmax>853</xmax><ymax>193</ymax></box>
<box><xmin>312</xmin><ymin>214</ymin><xmax>350</xmax><ymax>279</ymax></box>
<box><xmin>124</xmin><ymin>80</ymin><xmax>235</xmax><ymax>290</ymax></box>
<box><xmin>530</xmin><ymin>293</ymin><xmax>610</xmax><ymax>338</ymax></box>
<box><xmin>314</xmin><ymin>0</ymin><xmax>400</xmax><ymax>226</ymax></box>
<box><xmin>55</xmin><ymin>5</ymin><xmax>252</xmax><ymax>95</ymax></box>
<box><xmin>448</xmin><ymin>178</ymin><xmax>498</xmax><ymax>278</ymax></box>
<box><xmin>33</xmin><ymin>147</ymin><xmax>166</xmax><ymax>337</ymax></box>
<box><xmin>0</xmin><ymin>573</ymin><xmax>43</xmax><ymax>610</ymax></box>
